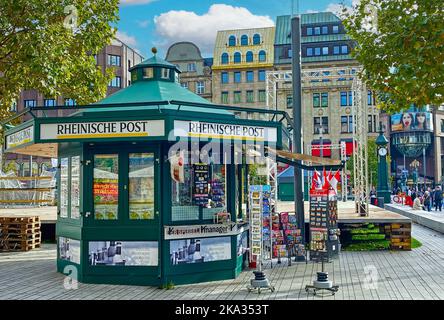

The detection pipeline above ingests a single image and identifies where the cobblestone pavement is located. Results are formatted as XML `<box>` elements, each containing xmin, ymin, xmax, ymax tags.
<box><xmin>0</xmin><ymin>223</ymin><xmax>443</xmax><ymax>300</ymax></box>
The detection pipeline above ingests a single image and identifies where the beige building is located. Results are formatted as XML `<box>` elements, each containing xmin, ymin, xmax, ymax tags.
<box><xmin>165</xmin><ymin>42</ymin><xmax>213</xmax><ymax>101</ymax></box>
<box><xmin>273</xmin><ymin>13</ymin><xmax>380</xmax><ymax>160</ymax></box>
<box><xmin>212</xmin><ymin>27</ymin><xmax>275</xmax><ymax>111</ymax></box>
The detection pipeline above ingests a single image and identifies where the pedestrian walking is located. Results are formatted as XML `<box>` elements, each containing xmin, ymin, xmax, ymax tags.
<box><xmin>434</xmin><ymin>186</ymin><xmax>443</xmax><ymax>211</ymax></box>
<box><xmin>424</xmin><ymin>191</ymin><xmax>431</xmax><ymax>212</ymax></box>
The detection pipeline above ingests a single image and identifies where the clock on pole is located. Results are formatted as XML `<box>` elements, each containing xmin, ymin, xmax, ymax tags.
<box><xmin>375</xmin><ymin>123</ymin><xmax>391</xmax><ymax>205</ymax></box>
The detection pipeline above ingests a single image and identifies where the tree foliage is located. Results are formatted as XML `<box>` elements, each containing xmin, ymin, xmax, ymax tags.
<box><xmin>343</xmin><ymin>0</ymin><xmax>444</xmax><ymax>113</ymax></box>
<box><xmin>0</xmin><ymin>0</ymin><xmax>119</xmax><ymax>119</ymax></box>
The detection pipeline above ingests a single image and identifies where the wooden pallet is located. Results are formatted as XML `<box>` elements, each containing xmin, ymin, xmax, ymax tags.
<box><xmin>389</xmin><ymin>222</ymin><xmax>411</xmax><ymax>251</ymax></box>
<box><xmin>0</xmin><ymin>216</ymin><xmax>41</xmax><ymax>251</ymax></box>
<box><xmin>0</xmin><ymin>242</ymin><xmax>41</xmax><ymax>252</ymax></box>
<box><xmin>0</xmin><ymin>216</ymin><xmax>40</xmax><ymax>224</ymax></box>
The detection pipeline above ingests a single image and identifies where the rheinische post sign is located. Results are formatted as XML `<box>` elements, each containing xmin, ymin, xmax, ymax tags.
<box><xmin>39</xmin><ymin>120</ymin><xmax>165</xmax><ymax>140</ymax></box>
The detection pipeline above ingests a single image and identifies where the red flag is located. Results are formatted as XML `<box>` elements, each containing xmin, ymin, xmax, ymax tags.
<box><xmin>322</xmin><ymin>168</ymin><xmax>329</xmax><ymax>189</ymax></box>
<box><xmin>329</xmin><ymin>170</ymin><xmax>341</xmax><ymax>194</ymax></box>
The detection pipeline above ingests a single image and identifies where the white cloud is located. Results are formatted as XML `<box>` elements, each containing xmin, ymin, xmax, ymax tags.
<box><xmin>154</xmin><ymin>4</ymin><xmax>274</xmax><ymax>55</ymax></box>
<box><xmin>120</xmin><ymin>0</ymin><xmax>158</xmax><ymax>5</ymax></box>
<box><xmin>115</xmin><ymin>30</ymin><xmax>138</xmax><ymax>48</ymax></box>
<box><xmin>326</xmin><ymin>0</ymin><xmax>360</xmax><ymax>17</ymax></box>
<box><xmin>137</xmin><ymin>20</ymin><xmax>150</xmax><ymax>28</ymax></box>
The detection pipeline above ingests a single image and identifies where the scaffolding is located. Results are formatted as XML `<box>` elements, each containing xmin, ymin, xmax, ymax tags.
<box><xmin>266</xmin><ymin>67</ymin><xmax>369</xmax><ymax>215</ymax></box>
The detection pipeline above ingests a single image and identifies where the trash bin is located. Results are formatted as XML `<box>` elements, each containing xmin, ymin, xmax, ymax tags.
<box><xmin>377</xmin><ymin>197</ymin><xmax>385</xmax><ymax>208</ymax></box>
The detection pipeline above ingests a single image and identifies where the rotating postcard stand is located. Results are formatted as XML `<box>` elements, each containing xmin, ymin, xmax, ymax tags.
<box><xmin>247</xmin><ymin>185</ymin><xmax>275</xmax><ymax>294</ymax></box>
<box><xmin>305</xmin><ymin>187</ymin><xmax>339</xmax><ymax>296</ymax></box>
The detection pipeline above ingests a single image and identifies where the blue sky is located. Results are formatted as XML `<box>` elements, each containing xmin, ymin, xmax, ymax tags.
<box><xmin>117</xmin><ymin>0</ymin><xmax>353</xmax><ymax>58</ymax></box>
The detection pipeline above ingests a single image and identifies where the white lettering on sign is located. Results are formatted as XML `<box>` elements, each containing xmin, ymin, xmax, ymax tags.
<box><xmin>173</xmin><ymin>120</ymin><xmax>277</xmax><ymax>142</ymax></box>
<box><xmin>40</xmin><ymin>120</ymin><xmax>164</xmax><ymax>140</ymax></box>
<box><xmin>5</xmin><ymin>126</ymin><xmax>34</xmax><ymax>149</ymax></box>
<box><xmin>164</xmin><ymin>223</ymin><xmax>241</xmax><ymax>240</ymax></box>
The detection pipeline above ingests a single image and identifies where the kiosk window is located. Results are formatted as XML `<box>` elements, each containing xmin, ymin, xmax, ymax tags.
<box><xmin>93</xmin><ymin>154</ymin><xmax>119</xmax><ymax>220</ymax></box>
<box><xmin>60</xmin><ymin>158</ymin><xmax>69</xmax><ymax>218</ymax></box>
<box><xmin>71</xmin><ymin>156</ymin><xmax>81</xmax><ymax>219</ymax></box>
<box><xmin>129</xmin><ymin>153</ymin><xmax>155</xmax><ymax>220</ymax></box>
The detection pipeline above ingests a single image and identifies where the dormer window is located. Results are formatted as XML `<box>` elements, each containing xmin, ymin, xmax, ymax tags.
<box><xmin>161</xmin><ymin>68</ymin><xmax>170</xmax><ymax>79</ymax></box>
<box><xmin>131</xmin><ymin>71</ymin><xmax>137</xmax><ymax>82</ymax></box>
<box><xmin>143</xmin><ymin>67</ymin><xmax>153</xmax><ymax>79</ymax></box>
<box><xmin>175</xmin><ymin>71</ymin><xmax>180</xmax><ymax>83</ymax></box>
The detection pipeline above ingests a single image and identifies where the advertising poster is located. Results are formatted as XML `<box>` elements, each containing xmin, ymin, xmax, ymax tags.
<box><xmin>93</xmin><ymin>155</ymin><xmax>119</xmax><ymax>220</ymax></box>
<box><xmin>59</xmin><ymin>237</ymin><xmax>81</xmax><ymax>264</ymax></box>
<box><xmin>236</xmin><ymin>231</ymin><xmax>249</xmax><ymax>257</ymax></box>
<box><xmin>88</xmin><ymin>241</ymin><xmax>158</xmax><ymax>266</ymax></box>
<box><xmin>170</xmin><ymin>236</ymin><xmax>231</xmax><ymax>265</ymax></box>
<box><xmin>60</xmin><ymin>158</ymin><xmax>69</xmax><ymax>218</ymax></box>
<box><xmin>391</xmin><ymin>111</ymin><xmax>433</xmax><ymax>132</ymax></box>
<box><xmin>129</xmin><ymin>153</ymin><xmax>155</xmax><ymax>220</ymax></box>
<box><xmin>193</xmin><ymin>163</ymin><xmax>209</xmax><ymax>207</ymax></box>
<box><xmin>71</xmin><ymin>156</ymin><xmax>81</xmax><ymax>219</ymax></box>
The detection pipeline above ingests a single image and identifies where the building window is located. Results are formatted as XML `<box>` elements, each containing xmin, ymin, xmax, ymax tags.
<box><xmin>161</xmin><ymin>68</ymin><xmax>170</xmax><ymax>79</ymax></box>
<box><xmin>258</xmin><ymin>90</ymin><xmax>266</xmax><ymax>102</ymax></box>
<box><xmin>333</xmin><ymin>46</ymin><xmax>340</xmax><ymax>55</ymax></box>
<box><xmin>322</xmin><ymin>26</ymin><xmax>328</xmax><ymax>34</ymax></box>
<box><xmin>314</xmin><ymin>27</ymin><xmax>321</xmax><ymax>35</ymax></box>
<box><xmin>253</xmin><ymin>34</ymin><xmax>261</xmax><ymax>45</ymax></box>
<box><xmin>341</xmin><ymin>116</ymin><xmax>348</xmax><ymax>133</ymax></box>
<box><xmin>196</xmin><ymin>81</ymin><xmax>205</xmax><ymax>94</ymax></box>
<box><xmin>24</xmin><ymin>100</ymin><xmax>36</xmax><ymax>108</ymax></box>
<box><xmin>128</xmin><ymin>59</ymin><xmax>131</xmax><ymax>70</ymax></box>
<box><xmin>107</xmin><ymin>54</ymin><xmax>121</xmax><ymax>66</ymax></box>
<box><xmin>340</xmin><ymin>91</ymin><xmax>353</xmax><ymax>106</ymax></box>
<box><xmin>64</xmin><ymin>98</ymin><xmax>76</xmax><ymax>106</ymax></box>
<box><xmin>221</xmin><ymin>91</ymin><xmax>229</xmax><ymax>104</ymax></box>
<box><xmin>234</xmin><ymin>52</ymin><xmax>241</xmax><ymax>63</ymax></box>
<box><xmin>441</xmin><ymin>119</ymin><xmax>444</xmax><ymax>132</ymax></box>
<box><xmin>341</xmin><ymin>45</ymin><xmax>349</xmax><ymax>54</ymax></box>
<box><xmin>234</xmin><ymin>72</ymin><xmax>241</xmax><ymax>83</ymax></box>
<box><xmin>44</xmin><ymin>99</ymin><xmax>56</xmax><ymax>107</ymax></box>
<box><xmin>287</xmin><ymin>95</ymin><xmax>293</xmax><ymax>109</ymax></box>
<box><xmin>313</xmin><ymin>93</ymin><xmax>320</xmax><ymax>108</ymax></box>
<box><xmin>246</xmin><ymin>90</ymin><xmax>254</xmax><ymax>103</ymax></box>
<box><xmin>258</xmin><ymin>70</ymin><xmax>266</xmax><ymax>82</ymax></box>
<box><xmin>246</xmin><ymin>51</ymin><xmax>253</xmax><ymax>62</ymax></box>
<box><xmin>175</xmin><ymin>71</ymin><xmax>180</xmax><ymax>83</ymax></box>
<box><xmin>229</xmin><ymin>35</ymin><xmax>236</xmax><ymax>46</ymax></box>
<box><xmin>246</xmin><ymin>71</ymin><xmax>254</xmax><ymax>82</ymax></box>
<box><xmin>321</xmin><ymin>92</ymin><xmax>328</xmax><ymax>107</ymax></box>
<box><xmin>143</xmin><ymin>67</ymin><xmax>154</xmax><ymax>79</ymax></box>
<box><xmin>181</xmin><ymin>82</ymin><xmax>188</xmax><ymax>89</ymax></box>
<box><xmin>333</xmin><ymin>25</ymin><xmax>339</xmax><ymax>34</ymax></box>
<box><xmin>221</xmin><ymin>72</ymin><xmax>229</xmax><ymax>84</ymax></box>
<box><xmin>187</xmin><ymin>63</ymin><xmax>196</xmax><ymax>72</ymax></box>
<box><xmin>10</xmin><ymin>101</ymin><xmax>17</xmax><ymax>111</ymax></box>
<box><xmin>314</xmin><ymin>117</ymin><xmax>329</xmax><ymax>134</ymax></box>
<box><xmin>322</xmin><ymin>47</ymin><xmax>329</xmax><ymax>55</ymax></box>
<box><xmin>288</xmin><ymin>49</ymin><xmax>293</xmax><ymax>58</ymax></box>
<box><xmin>307</xmin><ymin>48</ymin><xmax>313</xmax><ymax>56</ymax></box>
<box><xmin>221</xmin><ymin>53</ymin><xmax>229</xmax><ymax>64</ymax></box>
<box><xmin>307</xmin><ymin>27</ymin><xmax>313</xmax><ymax>36</ymax></box>
<box><xmin>241</xmin><ymin>35</ymin><xmax>249</xmax><ymax>46</ymax></box>
<box><xmin>349</xmin><ymin>116</ymin><xmax>353</xmax><ymax>133</ymax></box>
<box><xmin>368</xmin><ymin>115</ymin><xmax>373</xmax><ymax>133</ymax></box>
<box><xmin>258</xmin><ymin>50</ymin><xmax>266</xmax><ymax>62</ymax></box>
<box><xmin>233</xmin><ymin>91</ymin><xmax>241</xmax><ymax>104</ymax></box>
<box><xmin>314</xmin><ymin>47</ymin><xmax>321</xmax><ymax>56</ymax></box>
<box><xmin>109</xmin><ymin>76</ymin><xmax>121</xmax><ymax>88</ymax></box>
<box><xmin>368</xmin><ymin>90</ymin><xmax>376</xmax><ymax>105</ymax></box>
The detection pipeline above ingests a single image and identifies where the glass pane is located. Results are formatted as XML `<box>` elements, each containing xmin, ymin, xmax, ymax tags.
<box><xmin>129</xmin><ymin>153</ymin><xmax>155</xmax><ymax>220</ymax></box>
<box><xmin>60</xmin><ymin>158</ymin><xmax>69</xmax><ymax>218</ymax></box>
<box><xmin>71</xmin><ymin>156</ymin><xmax>81</xmax><ymax>219</ymax></box>
<box><xmin>93</xmin><ymin>154</ymin><xmax>118</xmax><ymax>220</ymax></box>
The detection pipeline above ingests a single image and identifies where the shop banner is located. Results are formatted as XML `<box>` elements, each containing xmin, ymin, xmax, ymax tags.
<box><xmin>173</xmin><ymin>120</ymin><xmax>277</xmax><ymax>142</ymax></box>
<box><xmin>88</xmin><ymin>241</ymin><xmax>158</xmax><ymax>266</ymax></box>
<box><xmin>170</xmin><ymin>237</ymin><xmax>231</xmax><ymax>265</ymax></box>
<box><xmin>39</xmin><ymin>120</ymin><xmax>164</xmax><ymax>140</ymax></box>
<box><xmin>5</xmin><ymin>126</ymin><xmax>34</xmax><ymax>149</ymax></box>
<box><xmin>164</xmin><ymin>223</ymin><xmax>241</xmax><ymax>240</ymax></box>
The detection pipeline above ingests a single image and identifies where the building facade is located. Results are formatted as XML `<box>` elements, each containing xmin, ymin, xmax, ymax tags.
<box><xmin>212</xmin><ymin>27</ymin><xmax>275</xmax><ymax>112</ymax></box>
<box><xmin>3</xmin><ymin>38</ymin><xmax>144</xmax><ymax>176</ymax></box>
<box><xmin>272</xmin><ymin>13</ymin><xmax>380</xmax><ymax>160</ymax></box>
<box><xmin>165</xmin><ymin>42</ymin><xmax>213</xmax><ymax>101</ymax></box>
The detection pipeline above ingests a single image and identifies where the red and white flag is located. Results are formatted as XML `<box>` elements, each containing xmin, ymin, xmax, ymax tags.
<box><xmin>311</xmin><ymin>169</ymin><xmax>322</xmax><ymax>190</ymax></box>
<box><xmin>329</xmin><ymin>170</ymin><xmax>341</xmax><ymax>194</ymax></box>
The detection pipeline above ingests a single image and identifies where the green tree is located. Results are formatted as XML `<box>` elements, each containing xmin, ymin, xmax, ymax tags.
<box><xmin>347</xmin><ymin>138</ymin><xmax>381</xmax><ymax>188</ymax></box>
<box><xmin>0</xmin><ymin>0</ymin><xmax>119</xmax><ymax>119</ymax></box>
<box><xmin>342</xmin><ymin>0</ymin><xmax>444</xmax><ymax>113</ymax></box>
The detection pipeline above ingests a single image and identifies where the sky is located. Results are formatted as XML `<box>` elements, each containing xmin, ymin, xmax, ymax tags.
<box><xmin>117</xmin><ymin>0</ymin><xmax>356</xmax><ymax>58</ymax></box>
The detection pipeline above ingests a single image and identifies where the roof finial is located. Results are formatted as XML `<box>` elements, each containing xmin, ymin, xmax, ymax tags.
<box><xmin>151</xmin><ymin>47</ymin><xmax>157</xmax><ymax>55</ymax></box>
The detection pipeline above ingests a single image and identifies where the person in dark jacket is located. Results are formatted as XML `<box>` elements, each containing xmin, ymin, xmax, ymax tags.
<box><xmin>424</xmin><ymin>191</ymin><xmax>431</xmax><ymax>212</ymax></box>
<box><xmin>434</xmin><ymin>186</ymin><xmax>443</xmax><ymax>211</ymax></box>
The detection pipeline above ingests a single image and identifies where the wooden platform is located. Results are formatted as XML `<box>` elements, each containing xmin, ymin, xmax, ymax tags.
<box><xmin>277</xmin><ymin>201</ymin><xmax>411</xmax><ymax>224</ymax></box>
